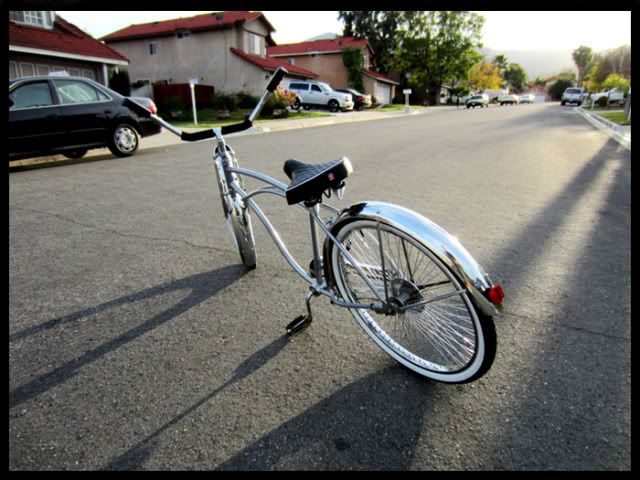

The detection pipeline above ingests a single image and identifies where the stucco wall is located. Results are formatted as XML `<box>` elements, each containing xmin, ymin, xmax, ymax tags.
<box><xmin>284</xmin><ymin>53</ymin><xmax>349</xmax><ymax>89</ymax></box>
<box><xmin>105</xmin><ymin>24</ymin><xmax>270</xmax><ymax>94</ymax></box>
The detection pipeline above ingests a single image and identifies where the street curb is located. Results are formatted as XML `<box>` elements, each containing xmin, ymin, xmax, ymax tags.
<box><xmin>576</xmin><ymin>107</ymin><xmax>631</xmax><ymax>151</ymax></box>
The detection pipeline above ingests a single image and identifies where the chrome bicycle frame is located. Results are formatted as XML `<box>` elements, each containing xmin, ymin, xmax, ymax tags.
<box><xmin>211</xmin><ymin>128</ymin><xmax>388</xmax><ymax>313</ymax></box>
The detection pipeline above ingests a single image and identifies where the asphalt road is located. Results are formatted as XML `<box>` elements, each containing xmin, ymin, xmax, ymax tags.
<box><xmin>9</xmin><ymin>103</ymin><xmax>630</xmax><ymax>470</ymax></box>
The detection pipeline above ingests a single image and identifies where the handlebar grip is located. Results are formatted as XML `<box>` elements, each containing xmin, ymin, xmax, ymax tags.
<box><xmin>181</xmin><ymin>129</ymin><xmax>216</xmax><ymax>141</ymax></box>
<box><xmin>266</xmin><ymin>67</ymin><xmax>288</xmax><ymax>92</ymax></box>
<box><xmin>220</xmin><ymin>119</ymin><xmax>253</xmax><ymax>135</ymax></box>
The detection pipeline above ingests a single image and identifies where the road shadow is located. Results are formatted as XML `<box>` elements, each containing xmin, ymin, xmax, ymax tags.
<box><xmin>9</xmin><ymin>265</ymin><xmax>247</xmax><ymax>409</ymax></box>
<box><xmin>477</xmin><ymin>139</ymin><xmax>631</xmax><ymax>469</ymax></box>
<box><xmin>102</xmin><ymin>335</ymin><xmax>290</xmax><ymax>470</ymax></box>
<box><xmin>215</xmin><ymin>366</ymin><xmax>438</xmax><ymax>471</ymax></box>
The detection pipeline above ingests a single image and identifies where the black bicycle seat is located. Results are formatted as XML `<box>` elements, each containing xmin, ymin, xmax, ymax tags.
<box><xmin>283</xmin><ymin>157</ymin><xmax>353</xmax><ymax>205</ymax></box>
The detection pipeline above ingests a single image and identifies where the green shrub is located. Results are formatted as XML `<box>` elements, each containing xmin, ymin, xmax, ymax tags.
<box><xmin>160</xmin><ymin>96</ymin><xmax>185</xmax><ymax>113</ymax></box>
<box><xmin>212</xmin><ymin>93</ymin><xmax>240</xmax><ymax>112</ymax></box>
<box><xmin>235</xmin><ymin>92</ymin><xmax>259</xmax><ymax>109</ymax></box>
<box><xmin>595</xmin><ymin>96</ymin><xmax>609</xmax><ymax>107</ymax></box>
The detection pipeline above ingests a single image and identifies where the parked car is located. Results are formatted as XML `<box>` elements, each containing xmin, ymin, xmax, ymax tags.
<box><xmin>334</xmin><ymin>88</ymin><xmax>372</xmax><ymax>111</ymax></box>
<box><xmin>499</xmin><ymin>94</ymin><xmax>520</xmax><ymax>105</ymax></box>
<box><xmin>560</xmin><ymin>87</ymin><xmax>583</xmax><ymax>106</ymax></box>
<box><xmin>519</xmin><ymin>93</ymin><xmax>535</xmax><ymax>104</ymax></box>
<box><xmin>9</xmin><ymin>76</ymin><xmax>161</xmax><ymax>161</ymax></box>
<box><xmin>590</xmin><ymin>88</ymin><xmax>626</xmax><ymax>106</ymax></box>
<box><xmin>288</xmin><ymin>81</ymin><xmax>354</xmax><ymax>112</ymax></box>
<box><xmin>465</xmin><ymin>94</ymin><xmax>489</xmax><ymax>108</ymax></box>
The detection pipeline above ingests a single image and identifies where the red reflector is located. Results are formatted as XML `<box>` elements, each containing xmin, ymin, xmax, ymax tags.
<box><xmin>148</xmin><ymin>100</ymin><xmax>157</xmax><ymax>114</ymax></box>
<box><xmin>488</xmin><ymin>284</ymin><xmax>505</xmax><ymax>305</ymax></box>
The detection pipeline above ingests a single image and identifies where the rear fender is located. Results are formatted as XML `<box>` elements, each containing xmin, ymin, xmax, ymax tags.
<box><xmin>323</xmin><ymin>201</ymin><xmax>499</xmax><ymax>316</ymax></box>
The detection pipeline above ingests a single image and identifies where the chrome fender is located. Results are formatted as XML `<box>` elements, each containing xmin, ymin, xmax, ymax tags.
<box><xmin>324</xmin><ymin>201</ymin><xmax>498</xmax><ymax>316</ymax></box>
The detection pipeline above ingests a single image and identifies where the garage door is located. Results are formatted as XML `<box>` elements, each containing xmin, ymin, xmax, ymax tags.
<box><xmin>374</xmin><ymin>82</ymin><xmax>391</xmax><ymax>105</ymax></box>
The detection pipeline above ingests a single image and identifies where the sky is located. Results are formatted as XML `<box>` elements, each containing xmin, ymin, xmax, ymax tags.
<box><xmin>58</xmin><ymin>10</ymin><xmax>631</xmax><ymax>52</ymax></box>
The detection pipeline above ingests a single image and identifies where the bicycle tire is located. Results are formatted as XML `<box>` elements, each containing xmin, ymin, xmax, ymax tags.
<box><xmin>329</xmin><ymin>219</ymin><xmax>496</xmax><ymax>383</ymax></box>
<box><xmin>228</xmin><ymin>203</ymin><xmax>257</xmax><ymax>270</ymax></box>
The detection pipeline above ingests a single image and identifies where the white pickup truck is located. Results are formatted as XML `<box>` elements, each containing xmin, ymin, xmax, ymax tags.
<box><xmin>591</xmin><ymin>88</ymin><xmax>625</xmax><ymax>106</ymax></box>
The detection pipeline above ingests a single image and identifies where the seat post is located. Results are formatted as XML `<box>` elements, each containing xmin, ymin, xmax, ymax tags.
<box><xmin>308</xmin><ymin>203</ymin><xmax>323</xmax><ymax>282</ymax></box>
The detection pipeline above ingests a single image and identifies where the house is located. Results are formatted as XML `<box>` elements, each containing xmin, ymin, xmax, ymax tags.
<box><xmin>267</xmin><ymin>36</ymin><xmax>399</xmax><ymax>104</ymax></box>
<box><xmin>101</xmin><ymin>11</ymin><xmax>317</xmax><ymax>97</ymax></box>
<box><xmin>9</xmin><ymin>11</ymin><xmax>129</xmax><ymax>85</ymax></box>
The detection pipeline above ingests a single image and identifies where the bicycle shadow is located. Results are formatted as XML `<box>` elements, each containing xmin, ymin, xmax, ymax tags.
<box><xmin>215</xmin><ymin>366</ymin><xmax>438</xmax><ymax>471</ymax></box>
<box><xmin>9</xmin><ymin>265</ymin><xmax>247</xmax><ymax>409</ymax></box>
<box><xmin>102</xmin><ymin>334</ymin><xmax>291</xmax><ymax>470</ymax></box>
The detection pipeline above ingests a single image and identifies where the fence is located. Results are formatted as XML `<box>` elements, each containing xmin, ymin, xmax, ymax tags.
<box><xmin>153</xmin><ymin>83</ymin><xmax>215</xmax><ymax>110</ymax></box>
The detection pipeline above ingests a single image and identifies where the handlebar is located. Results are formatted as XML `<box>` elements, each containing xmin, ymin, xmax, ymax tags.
<box><xmin>123</xmin><ymin>67</ymin><xmax>289</xmax><ymax>142</ymax></box>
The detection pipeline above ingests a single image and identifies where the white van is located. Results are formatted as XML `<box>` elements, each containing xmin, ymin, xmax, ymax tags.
<box><xmin>287</xmin><ymin>81</ymin><xmax>354</xmax><ymax>112</ymax></box>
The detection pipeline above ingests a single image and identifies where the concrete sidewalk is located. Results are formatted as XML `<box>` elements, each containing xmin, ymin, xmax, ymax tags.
<box><xmin>576</xmin><ymin>107</ymin><xmax>631</xmax><ymax>150</ymax></box>
<box><xmin>10</xmin><ymin>106</ymin><xmax>445</xmax><ymax>169</ymax></box>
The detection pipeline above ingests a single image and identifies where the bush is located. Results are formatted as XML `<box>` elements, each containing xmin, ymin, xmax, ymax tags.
<box><xmin>595</xmin><ymin>95</ymin><xmax>609</xmax><ymax>107</ymax></box>
<box><xmin>109</xmin><ymin>70</ymin><xmax>131</xmax><ymax>96</ymax></box>
<box><xmin>160</xmin><ymin>96</ymin><xmax>185</xmax><ymax>114</ymax></box>
<box><xmin>212</xmin><ymin>93</ymin><xmax>239</xmax><ymax>112</ymax></box>
<box><xmin>548</xmin><ymin>78</ymin><xmax>575</xmax><ymax>101</ymax></box>
<box><xmin>235</xmin><ymin>92</ymin><xmax>259</xmax><ymax>109</ymax></box>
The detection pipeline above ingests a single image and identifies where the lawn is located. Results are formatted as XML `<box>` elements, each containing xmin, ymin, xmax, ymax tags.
<box><xmin>596</xmin><ymin>111</ymin><xmax>631</xmax><ymax>126</ymax></box>
<box><xmin>171</xmin><ymin>108</ymin><xmax>331</xmax><ymax>128</ymax></box>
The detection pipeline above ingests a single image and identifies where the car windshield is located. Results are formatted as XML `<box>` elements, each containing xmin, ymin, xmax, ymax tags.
<box><xmin>318</xmin><ymin>82</ymin><xmax>333</xmax><ymax>92</ymax></box>
<box><xmin>566</xmin><ymin>88</ymin><xmax>581</xmax><ymax>94</ymax></box>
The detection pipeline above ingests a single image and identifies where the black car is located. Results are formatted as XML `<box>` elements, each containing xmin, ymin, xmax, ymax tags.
<box><xmin>9</xmin><ymin>76</ymin><xmax>161</xmax><ymax>161</ymax></box>
<box><xmin>334</xmin><ymin>88</ymin><xmax>372</xmax><ymax>111</ymax></box>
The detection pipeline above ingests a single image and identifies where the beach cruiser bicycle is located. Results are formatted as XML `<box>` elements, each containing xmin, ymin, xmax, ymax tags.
<box><xmin>125</xmin><ymin>68</ymin><xmax>505</xmax><ymax>384</ymax></box>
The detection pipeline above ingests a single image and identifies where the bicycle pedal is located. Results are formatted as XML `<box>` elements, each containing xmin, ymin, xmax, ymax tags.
<box><xmin>286</xmin><ymin>315</ymin><xmax>312</xmax><ymax>336</ymax></box>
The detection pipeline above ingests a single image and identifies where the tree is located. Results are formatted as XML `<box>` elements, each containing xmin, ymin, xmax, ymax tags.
<box><xmin>601</xmin><ymin>73</ymin><xmax>630</xmax><ymax>95</ymax></box>
<box><xmin>468</xmin><ymin>61</ymin><xmax>502</xmax><ymax>91</ymax></box>
<box><xmin>341</xmin><ymin>47</ymin><xmax>365</xmax><ymax>92</ymax></box>
<box><xmin>588</xmin><ymin>45</ymin><xmax>631</xmax><ymax>84</ymax></box>
<box><xmin>491</xmin><ymin>54</ymin><xmax>509</xmax><ymax>75</ymax></box>
<box><xmin>338</xmin><ymin>11</ymin><xmax>404</xmax><ymax>74</ymax></box>
<box><xmin>572</xmin><ymin>45</ymin><xmax>595</xmax><ymax>85</ymax></box>
<box><xmin>503</xmin><ymin>63</ymin><xmax>527</xmax><ymax>93</ymax></box>
<box><xmin>395</xmin><ymin>11</ymin><xmax>484</xmax><ymax>105</ymax></box>
<box><xmin>548</xmin><ymin>78</ymin><xmax>574</xmax><ymax>101</ymax></box>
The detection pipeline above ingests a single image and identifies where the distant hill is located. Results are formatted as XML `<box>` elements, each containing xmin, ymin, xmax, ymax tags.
<box><xmin>304</xmin><ymin>32</ymin><xmax>339</xmax><ymax>41</ymax></box>
<box><xmin>480</xmin><ymin>47</ymin><xmax>577</xmax><ymax>79</ymax></box>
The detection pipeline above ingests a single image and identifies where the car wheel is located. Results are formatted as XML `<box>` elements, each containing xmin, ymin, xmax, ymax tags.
<box><xmin>303</xmin><ymin>105</ymin><xmax>311</xmax><ymax>110</ymax></box>
<box><xmin>561</xmin><ymin>101</ymin><xmax>566</xmax><ymax>106</ymax></box>
<box><xmin>328</xmin><ymin>100</ymin><xmax>340</xmax><ymax>113</ymax></box>
<box><xmin>108</xmin><ymin>123</ymin><xmax>139</xmax><ymax>157</ymax></box>
<box><xmin>466</xmin><ymin>105</ymin><xmax>470</xmax><ymax>109</ymax></box>
<box><xmin>292</xmin><ymin>98</ymin><xmax>301</xmax><ymax>110</ymax></box>
<box><xmin>63</xmin><ymin>149</ymin><xmax>88</xmax><ymax>159</ymax></box>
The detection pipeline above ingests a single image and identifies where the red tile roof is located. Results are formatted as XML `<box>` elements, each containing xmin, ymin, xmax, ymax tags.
<box><xmin>362</xmin><ymin>68</ymin><xmax>399</xmax><ymax>85</ymax></box>
<box><xmin>267</xmin><ymin>36</ymin><xmax>372</xmax><ymax>56</ymax></box>
<box><xmin>229</xmin><ymin>48</ymin><xmax>318</xmax><ymax>79</ymax></box>
<box><xmin>9</xmin><ymin>15</ymin><xmax>128</xmax><ymax>62</ymax></box>
<box><xmin>102</xmin><ymin>11</ymin><xmax>273</xmax><ymax>42</ymax></box>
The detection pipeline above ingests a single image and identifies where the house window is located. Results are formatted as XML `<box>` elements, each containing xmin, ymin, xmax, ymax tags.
<box><xmin>10</xmin><ymin>11</ymin><xmax>54</xmax><ymax>29</ymax></box>
<box><xmin>287</xmin><ymin>58</ymin><xmax>296</xmax><ymax>65</ymax></box>
<box><xmin>149</xmin><ymin>42</ymin><xmax>158</xmax><ymax>56</ymax></box>
<box><xmin>249</xmin><ymin>33</ymin><xmax>262</xmax><ymax>55</ymax></box>
<box><xmin>177</xmin><ymin>30</ymin><xmax>191</xmax><ymax>39</ymax></box>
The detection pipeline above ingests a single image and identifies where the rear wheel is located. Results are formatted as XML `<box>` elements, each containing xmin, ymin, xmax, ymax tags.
<box><xmin>292</xmin><ymin>98</ymin><xmax>301</xmax><ymax>110</ymax></box>
<box><xmin>329</xmin><ymin>219</ymin><xmax>496</xmax><ymax>383</ymax></box>
<box><xmin>108</xmin><ymin>123</ymin><xmax>139</xmax><ymax>157</ymax></box>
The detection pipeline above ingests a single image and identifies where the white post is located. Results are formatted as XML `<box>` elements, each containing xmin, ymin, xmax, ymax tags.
<box><xmin>189</xmin><ymin>80</ymin><xmax>198</xmax><ymax>125</ymax></box>
<box><xmin>403</xmin><ymin>88</ymin><xmax>412</xmax><ymax>113</ymax></box>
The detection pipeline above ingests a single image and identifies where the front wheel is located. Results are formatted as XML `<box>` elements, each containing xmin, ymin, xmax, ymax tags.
<box><xmin>329</xmin><ymin>219</ymin><xmax>496</xmax><ymax>383</ymax></box>
<box><xmin>328</xmin><ymin>100</ymin><xmax>340</xmax><ymax>113</ymax></box>
<box><xmin>291</xmin><ymin>98</ymin><xmax>301</xmax><ymax>110</ymax></box>
<box><xmin>228</xmin><ymin>201</ymin><xmax>256</xmax><ymax>270</ymax></box>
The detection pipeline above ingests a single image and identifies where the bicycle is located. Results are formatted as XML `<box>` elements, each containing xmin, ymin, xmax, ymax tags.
<box><xmin>125</xmin><ymin>68</ymin><xmax>505</xmax><ymax>384</ymax></box>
